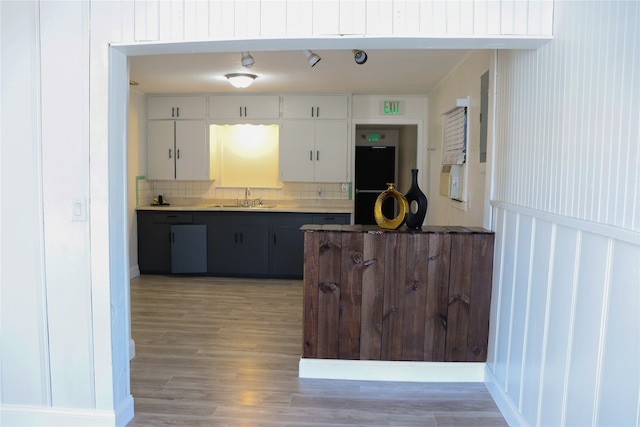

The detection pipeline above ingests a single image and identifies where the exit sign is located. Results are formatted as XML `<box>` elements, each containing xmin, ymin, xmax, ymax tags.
<box><xmin>382</xmin><ymin>100</ymin><xmax>402</xmax><ymax>115</ymax></box>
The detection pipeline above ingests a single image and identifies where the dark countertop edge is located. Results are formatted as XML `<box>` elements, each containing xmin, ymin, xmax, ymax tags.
<box><xmin>300</xmin><ymin>224</ymin><xmax>494</xmax><ymax>234</ymax></box>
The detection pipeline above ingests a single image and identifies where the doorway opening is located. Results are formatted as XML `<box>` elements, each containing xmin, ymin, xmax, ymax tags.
<box><xmin>353</xmin><ymin>124</ymin><xmax>419</xmax><ymax>225</ymax></box>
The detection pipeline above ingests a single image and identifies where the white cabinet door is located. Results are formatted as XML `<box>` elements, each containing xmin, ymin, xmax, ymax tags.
<box><xmin>147</xmin><ymin>96</ymin><xmax>207</xmax><ymax>119</ymax></box>
<box><xmin>147</xmin><ymin>120</ymin><xmax>208</xmax><ymax>180</ymax></box>
<box><xmin>279</xmin><ymin>121</ymin><xmax>315</xmax><ymax>182</ymax></box>
<box><xmin>314</xmin><ymin>121</ymin><xmax>348</xmax><ymax>182</ymax></box>
<box><xmin>209</xmin><ymin>95</ymin><xmax>280</xmax><ymax>119</ymax></box>
<box><xmin>175</xmin><ymin>121</ymin><xmax>208</xmax><ymax>180</ymax></box>
<box><xmin>147</xmin><ymin>121</ymin><xmax>176</xmax><ymax>180</ymax></box>
<box><xmin>282</xmin><ymin>95</ymin><xmax>348</xmax><ymax>119</ymax></box>
<box><xmin>279</xmin><ymin>120</ymin><xmax>348</xmax><ymax>182</ymax></box>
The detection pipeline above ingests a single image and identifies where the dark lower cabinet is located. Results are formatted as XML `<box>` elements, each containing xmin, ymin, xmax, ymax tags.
<box><xmin>137</xmin><ymin>210</ymin><xmax>350</xmax><ymax>278</ymax></box>
<box><xmin>138</xmin><ymin>222</ymin><xmax>171</xmax><ymax>274</ymax></box>
<box><xmin>270</xmin><ymin>225</ymin><xmax>305</xmax><ymax>277</ymax></box>
<box><xmin>171</xmin><ymin>225</ymin><xmax>207</xmax><ymax>274</ymax></box>
<box><xmin>208</xmin><ymin>224</ymin><xmax>269</xmax><ymax>276</ymax></box>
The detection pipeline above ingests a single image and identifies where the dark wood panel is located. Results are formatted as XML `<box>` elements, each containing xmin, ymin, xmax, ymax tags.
<box><xmin>466</xmin><ymin>234</ymin><xmax>495</xmax><ymax>361</ymax></box>
<box><xmin>302</xmin><ymin>227</ymin><xmax>494</xmax><ymax>363</ymax></box>
<box><xmin>316</xmin><ymin>232</ymin><xmax>342</xmax><ymax>359</ymax></box>
<box><xmin>338</xmin><ymin>232</ymin><xmax>364</xmax><ymax>359</ymax></box>
<box><xmin>359</xmin><ymin>232</ymin><xmax>386</xmax><ymax>360</ymax></box>
<box><xmin>381</xmin><ymin>233</ymin><xmax>408</xmax><ymax>361</ymax></box>
<box><xmin>445</xmin><ymin>233</ymin><xmax>474</xmax><ymax>362</ymax></box>
<box><xmin>402</xmin><ymin>233</ymin><xmax>429</xmax><ymax>361</ymax></box>
<box><xmin>424</xmin><ymin>233</ymin><xmax>451</xmax><ymax>361</ymax></box>
<box><xmin>302</xmin><ymin>231</ymin><xmax>319</xmax><ymax>358</ymax></box>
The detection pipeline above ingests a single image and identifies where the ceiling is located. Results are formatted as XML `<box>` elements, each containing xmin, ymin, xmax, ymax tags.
<box><xmin>129</xmin><ymin>49</ymin><xmax>471</xmax><ymax>95</ymax></box>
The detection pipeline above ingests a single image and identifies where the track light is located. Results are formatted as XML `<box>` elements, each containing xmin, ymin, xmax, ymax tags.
<box><xmin>302</xmin><ymin>50</ymin><xmax>321</xmax><ymax>67</ymax></box>
<box><xmin>240</xmin><ymin>51</ymin><xmax>254</xmax><ymax>69</ymax></box>
<box><xmin>225</xmin><ymin>73</ymin><xmax>257</xmax><ymax>89</ymax></box>
<box><xmin>353</xmin><ymin>50</ymin><xmax>368</xmax><ymax>65</ymax></box>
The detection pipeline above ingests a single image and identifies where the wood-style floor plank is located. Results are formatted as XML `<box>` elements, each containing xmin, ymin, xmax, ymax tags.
<box><xmin>127</xmin><ymin>275</ymin><xmax>506</xmax><ymax>426</ymax></box>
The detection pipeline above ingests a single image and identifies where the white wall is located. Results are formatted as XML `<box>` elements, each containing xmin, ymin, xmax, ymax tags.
<box><xmin>1</xmin><ymin>1</ymin><xmax>132</xmax><ymax>425</ymax></box>
<box><xmin>0</xmin><ymin>1</ymin><xmax>560</xmax><ymax>426</ymax></box>
<box><xmin>426</xmin><ymin>50</ymin><xmax>494</xmax><ymax>228</ymax></box>
<box><xmin>128</xmin><ymin>90</ymin><xmax>146</xmax><ymax>277</ymax></box>
<box><xmin>485</xmin><ymin>2</ymin><xmax>640</xmax><ymax>426</ymax></box>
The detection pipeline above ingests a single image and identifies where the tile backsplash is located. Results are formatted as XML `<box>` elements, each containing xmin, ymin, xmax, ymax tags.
<box><xmin>136</xmin><ymin>179</ymin><xmax>350</xmax><ymax>206</ymax></box>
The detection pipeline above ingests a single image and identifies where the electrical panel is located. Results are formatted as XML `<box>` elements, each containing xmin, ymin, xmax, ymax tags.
<box><xmin>439</xmin><ymin>164</ymin><xmax>462</xmax><ymax>199</ymax></box>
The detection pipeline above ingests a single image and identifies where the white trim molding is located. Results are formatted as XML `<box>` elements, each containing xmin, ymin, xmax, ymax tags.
<box><xmin>0</xmin><ymin>396</ymin><xmax>133</xmax><ymax>427</ymax></box>
<box><xmin>299</xmin><ymin>359</ymin><xmax>486</xmax><ymax>383</ymax></box>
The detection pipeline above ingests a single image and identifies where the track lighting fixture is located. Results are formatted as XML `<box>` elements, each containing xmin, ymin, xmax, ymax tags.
<box><xmin>240</xmin><ymin>51</ymin><xmax>254</xmax><ymax>69</ymax></box>
<box><xmin>353</xmin><ymin>50</ymin><xmax>368</xmax><ymax>65</ymax></box>
<box><xmin>225</xmin><ymin>73</ymin><xmax>257</xmax><ymax>89</ymax></box>
<box><xmin>302</xmin><ymin>50</ymin><xmax>321</xmax><ymax>67</ymax></box>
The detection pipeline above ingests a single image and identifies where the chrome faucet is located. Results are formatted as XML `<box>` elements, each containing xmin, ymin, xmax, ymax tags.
<box><xmin>244</xmin><ymin>188</ymin><xmax>250</xmax><ymax>206</ymax></box>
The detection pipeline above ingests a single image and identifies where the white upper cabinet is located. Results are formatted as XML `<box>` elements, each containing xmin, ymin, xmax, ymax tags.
<box><xmin>282</xmin><ymin>95</ymin><xmax>349</xmax><ymax>120</ymax></box>
<box><xmin>209</xmin><ymin>95</ymin><xmax>280</xmax><ymax>120</ymax></box>
<box><xmin>147</xmin><ymin>96</ymin><xmax>207</xmax><ymax>119</ymax></box>
<box><xmin>279</xmin><ymin>120</ymin><xmax>348</xmax><ymax>183</ymax></box>
<box><xmin>147</xmin><ymin>120</ymin><xmax>209</xmax><ymax>180</ymax></box>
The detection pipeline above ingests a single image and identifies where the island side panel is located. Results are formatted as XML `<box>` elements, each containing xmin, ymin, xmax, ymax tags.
<box><xmin>445</xmin><ymin>232</ymin><xmax>474</xmax><ymax>361</ymax></box>
<box><xmin>359</xmin><ymin>232</ymin><xmax>386</xmax><ymax>360</ymax></box>
<box><xmin>381</xmin><ymin>232</ymin><xmax>408</xmax><ymax>361</ymax></box>
<box><xmin>338</xmin><ymin>232</ymin><xmax>364</xmax><ymax>359</ymax></box>
<box><xmin>466</xmin><ymin>233</ymin><xmax>495</xmax><ymax>362</ymax></box>
<box><xmin>424</xmin><ymin>232</ymin><xmax>452</xmax><ymax>361</ymax></box>
<box><xmin>302</xmin><ymin>231</ymin><xmax>320</xmax><ymax>358</ymax></box>
<box><xmin>402</xmin><ymin>233</ymin><xmax>430</xmax><ymax>361</ymax></box>
<box><xmin>316</xmin><ymin>231</ymin><xmax>343</xmax><ymax>359</ymax></box>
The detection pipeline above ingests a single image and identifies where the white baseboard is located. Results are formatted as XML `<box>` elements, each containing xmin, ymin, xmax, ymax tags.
<box><xmin>129</xmin><ymin>338</ymin><xmax>136</xmax><ymax>360</ymax></box>
<box><xmin>0</xmin><ymin>396</ymin><xmax>134</xmax><ymax>427</ymax></box>
<box><xmin>484</xmin><ymin>365</ymin><xmax>529</xmax><ymax>427</ymax></box>
<box><xmin>129</xmin><ymin>264</ymin><xmax>140</xmax><ymax>279</ymax></box>
<box><xmin>299</xmin><ymin>358</ymin><xmax>486</xmax><ymax>382</ymax></box>
<box><xmin>115</xmin><ymin>395</ymin><xmax>134</xmax><ymax>427</ymax></box>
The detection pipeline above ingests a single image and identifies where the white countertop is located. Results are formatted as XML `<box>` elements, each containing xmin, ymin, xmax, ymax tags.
<box><xmin>136</xmin><ymin>200</ymin><xmax>353</xmax><ymax>214</ymax></box>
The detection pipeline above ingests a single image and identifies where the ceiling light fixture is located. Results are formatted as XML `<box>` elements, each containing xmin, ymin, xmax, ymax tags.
<box><xmin>240</xmin><ymin>51</ymin><xmax>254</xmax><ymax>69</ymax></box>
<box><xmin>302</xmin><ymin>50</ymin><xmax>321</xmax><ymax>67</ymax></box>
<box><xmin>225</xmin><ymin>73</ymin><xmax>257</xmax><ymax>89</ymax></box>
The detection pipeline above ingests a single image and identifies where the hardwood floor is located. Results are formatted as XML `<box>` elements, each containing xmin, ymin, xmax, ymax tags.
<box><xmin>127</xmin><ymin>275</ymin><xmax>507</xmax><ymax>426</ymax></box>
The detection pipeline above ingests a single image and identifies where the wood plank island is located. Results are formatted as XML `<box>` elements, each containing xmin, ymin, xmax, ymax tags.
<box><xmin>301</xmin><ymin>224</ymin><xmax>495</xmax><ymax>362</ymax></box>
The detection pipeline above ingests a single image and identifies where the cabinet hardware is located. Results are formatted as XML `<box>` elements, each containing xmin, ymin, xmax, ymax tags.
<box><xmin>235</xmin><ymin>232</ymin><xmax>238</xmax><ymax>244</ymax></box>
<box><xmin>168</xmin><ymin>149</ymin><xmax>172</xmax><ymax>158</ymax></box>
<box><xmin>273</xmin><ymin>234</ymin><xmax>277</xmax><ymax>245</ymax></box>
<box><xmin>176</xmin><ymin>107</ymin><xmax>179</xmax><ymax>117</ymax></box>
<box><xmin>311</xmin><ymin>107</ymin><xmax>314</xmax><ymax>117</ymax></box>
<box><xmin>316</xmin><ymin>150</ymin><xmax>320</xmax><ymax>161</ymax></box>
<box><xmin>309</xmin><ymin>150</ymin><xmax>313</xmax><ymax>161</ymax></box>
<box><xmin>316</xmin><ymin>107</ymin><xmax>320</xmax><ymax>117</ymax></box>
<box><xmin>177</xmin><ymin>149</ymin><xmax>180</xmax><ymax>159</ymax></box>
<box><xmin>172</xmin><ymin>107</ymin><xmax>175</xmax><ymax>117</ymax></box>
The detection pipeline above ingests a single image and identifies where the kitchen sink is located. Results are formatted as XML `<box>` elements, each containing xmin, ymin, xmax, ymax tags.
<box><xmin>207</xmin><ymin>204</ymin><xmax>277</xmax><ymax>209</ymax></box>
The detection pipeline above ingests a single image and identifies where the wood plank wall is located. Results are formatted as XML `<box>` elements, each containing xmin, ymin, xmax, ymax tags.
<box><xmin>107</xmin><ymin>0</ymin><xmax>554</xmax><ymax>44</ymax></box>
<box><xmin>302</xmin><ymin>226</ymin><xmax>495</xmax><ymax>363</ymax></box>
<box><xmin>487</xmin><ymin>2</ymin><xmax>640</xmax><ymax>426</ymax></box>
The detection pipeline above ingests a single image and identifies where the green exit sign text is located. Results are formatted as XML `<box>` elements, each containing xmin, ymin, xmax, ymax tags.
<box><xmin>382</xmin><ymin>100</ymin><xmax>402</xmax><ymax>115</ymax></box>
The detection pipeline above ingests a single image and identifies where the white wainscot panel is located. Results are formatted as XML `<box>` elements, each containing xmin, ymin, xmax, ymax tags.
<box><xmin>563</xmin><ymin>232</ymin><xmax>610</xmax><ymax>426</ymax></box>
<box><xmin>492</xmin><ymin>209</ymin><xmax>519</xmax><ymax>387</ymax></box>
<box><xmin>519</xmin><ymin>218</ymin><xmax>553</xmax><ymax>425</ymax></box>
<box><xmin>537</xmin><ymin>224</ymin><xmax>579</xmax><ymax>427</ymax></box>
<box><xmin>596</xmin><ymin>240</ymin><xmax>640</xmax><ymax>426</ymax></box>
<box><xmin>506</xmin><ymin>215</ymin><xmax>533</xmax><ymax>406</ymax></box>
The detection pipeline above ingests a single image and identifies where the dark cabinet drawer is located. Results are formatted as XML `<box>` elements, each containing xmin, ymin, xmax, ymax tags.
<box><xmin>152</xmin><ymin>213</ymin><xmax>192</xmax><ymax>224</ymax></box>
<box><xmin>312</xmin><ymin>214</ymin><xmax>349</xmax><ymax>225</ymax></box>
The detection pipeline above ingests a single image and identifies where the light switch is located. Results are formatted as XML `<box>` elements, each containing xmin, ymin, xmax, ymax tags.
<box><xmin>72</xmin><ymin>198</ymin><xmax>87</xmax><ymax>221</ymax></box>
